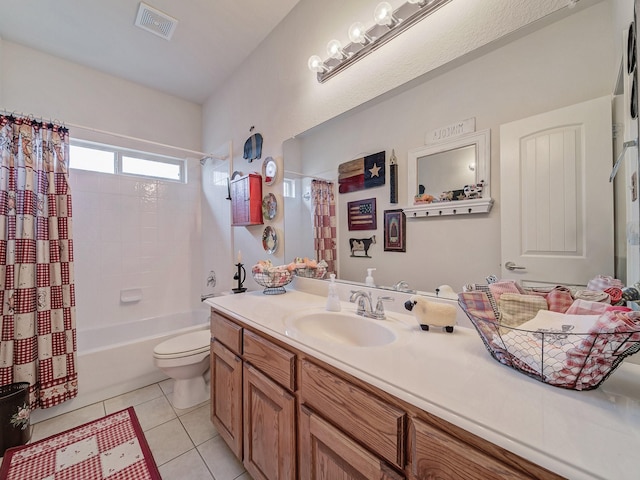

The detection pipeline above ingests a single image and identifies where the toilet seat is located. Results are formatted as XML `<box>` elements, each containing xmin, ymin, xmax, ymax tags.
<box><xmin>153</xmin><ymin>330</ymin><xmax>210</xmax><ymax>359</ymax></box>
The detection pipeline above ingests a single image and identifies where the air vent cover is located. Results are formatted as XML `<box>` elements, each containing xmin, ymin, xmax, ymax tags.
<box><xmin>135</xmin><ymin>2</ymin><xmax>178</xmax><ymax>41</ymax></box>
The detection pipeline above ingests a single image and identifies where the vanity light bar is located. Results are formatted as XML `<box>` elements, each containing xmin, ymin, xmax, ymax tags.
<box><xmin>309</xmin><ymin>0</ymin><xmax>452</xmax><ymax>83</ymax></box>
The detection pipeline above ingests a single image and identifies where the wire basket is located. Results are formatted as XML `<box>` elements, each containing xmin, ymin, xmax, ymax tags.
<box><xmin>294</xmin><ymin>265</ymin><xmax>327</xmax><ymax>279</ymax></box>
<box><xmin>251</xmin><ymin>267</ymin><xmax>293</xmax><ymax>295</ymax></box>
<box><xmin>459</xmin><ymin>291</ymin><xmax>640</xmax><ymax>391</ymax></box>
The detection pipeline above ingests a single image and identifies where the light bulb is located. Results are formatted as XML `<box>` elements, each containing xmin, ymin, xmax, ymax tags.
<box><xmin>348</xmin><ymin>22</ymin><xmax>370</xmax><ymax>44</ymax></box>
<box><xmin>308</xmin><ymin>55</ymin><xmax>326</xmax><ymax>73</ymax></box>
<box><xmin>326</xmin><ymin>39</ymin><xmax>344</xmax><ymax>60</ymax></box>
<box><xmin>408</xmin><ymin>0</ymin><xmax>434</xmax><ymax>6</ymax></box>
<box><xmin>374</xmin><ymin>2</ymin><xmax>396</xmax><ymax>26</ymax></box>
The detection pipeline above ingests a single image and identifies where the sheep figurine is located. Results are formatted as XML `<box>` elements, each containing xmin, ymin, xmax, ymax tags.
<box><xmin>404</xmin><ymin>295</ymin><xmax>457</xmax><ymax>333</ymax></box>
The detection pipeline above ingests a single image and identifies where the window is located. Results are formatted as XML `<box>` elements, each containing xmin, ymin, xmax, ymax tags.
<box><xmin>69</xmin><ymin>144</ymin><xmax>115</xmax><ymax>174</ymax></box>
<box><xmin>69</xmin><ymin>140</ymin><xmax>186</xmax><ymax>182</ymax></box>
<box><xmin>283</xmin><ymin>178</ymin><xmax>296</xmax><ymax>198</ymax></box>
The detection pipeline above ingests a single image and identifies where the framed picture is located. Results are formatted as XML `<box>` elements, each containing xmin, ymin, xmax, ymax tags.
<box><xmin>347</xmin><ymin>198</ymin><xmax>377</xmax><ymax>231</ymax></box>
<box><xmin>384</xmin><ymin>209</ymin><xmax>406</xmax><ymax>252</ymax></box>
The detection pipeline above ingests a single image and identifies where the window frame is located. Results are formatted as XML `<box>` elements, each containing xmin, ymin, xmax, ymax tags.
<box><xmin>70</xmin><ymin>139</ymin><xmax>187</xmax><ymax>183</ymax></box>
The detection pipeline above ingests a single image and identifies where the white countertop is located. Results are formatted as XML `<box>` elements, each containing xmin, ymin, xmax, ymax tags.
<box><xmin>205</xmin><ymin>285</ymin><xmax>640</xmax><ymax>480</ymax></box>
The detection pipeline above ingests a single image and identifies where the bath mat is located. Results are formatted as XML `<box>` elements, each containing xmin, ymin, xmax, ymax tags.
<box><xmin>0</xmin><ymin>407</ymin><xmax>160</xmax><ymax>480</ymax></box>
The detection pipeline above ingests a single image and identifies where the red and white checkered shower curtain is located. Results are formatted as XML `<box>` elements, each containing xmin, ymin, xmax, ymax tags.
<box><xmin>311</xmin><ymin>180</ymin><xmax>337</xmax><ymax>276</ymax></box>
<box><xmin>0</xmin><ymin>115</ymin><xmax>78</xmax><ymax>409</ymax></box>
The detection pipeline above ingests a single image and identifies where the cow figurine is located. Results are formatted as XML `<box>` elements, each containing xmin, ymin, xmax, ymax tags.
<box><xmin>463</xmin><ymin>180</ymin><xmax>485</xmax><ymax>199</ymax></box>
<box><xmin>349</xmin><ymin>235</ymin><xmax>376</xmax><ymax>258</ymax></box>
<box><xmin>404</xmin><ymin>295</ymin><xmax>456</xmax><ymax>332</ymax></box>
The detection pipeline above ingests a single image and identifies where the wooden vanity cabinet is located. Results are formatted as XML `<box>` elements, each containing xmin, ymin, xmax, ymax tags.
<box><xmin>243</xmin><ymin>364</ymin><xmax>296</xmax><ymax>480</ymax></box>
<box><xmin>209</xmin><ymin>308</ymin><xmax>565</xmax><ymax>480</ymax></box>
<box><xmin>210</xmin><ymin>312</ymin><xmax>244</xmax><ymax>459</ymax></box>
<box><xmin>409</xmin><ymin>417</ymin><xmax>527</xmax><ymax>480</ymax></box>
<box><xmin>299</xmin><ymin>359</ymin><xmax>405</xmax><ymax>469</ymax></box>
<box><xmin>231</xmin><ymin>173</ymin><xmax>263</xmax><ymax>226</ymax></box>
<box><xmin>210</xmin><ymin>310</ymin><xmax>296</xmax><ymax>479</ymax></box>
<box><xmin>299</xmin><ymin>405</ymin><xmax>404</xmax><ymax>480</ymax></box>
<box><xmin>243</xmin><ymin>331</ymin><xmax>297</xmax><ymax>480</ymax></box>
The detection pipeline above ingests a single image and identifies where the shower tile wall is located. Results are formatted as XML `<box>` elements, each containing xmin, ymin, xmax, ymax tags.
<box><xmin>69</xmin><ymin>163</ymin><xmax>203</xmax><ymax>332</ymax></box>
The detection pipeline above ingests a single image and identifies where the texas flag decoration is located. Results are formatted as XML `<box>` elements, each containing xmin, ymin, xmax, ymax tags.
<box><xmin>338</xmin><ymin>151</ymin><xmax>385</xmax><ymax>194</ymax></box>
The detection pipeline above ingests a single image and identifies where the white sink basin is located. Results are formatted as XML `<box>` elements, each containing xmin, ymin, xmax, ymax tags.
<box><xmin>284</xmin><ymin>311</ymin><xmax>397</xmax><ymax>347</ymax></box>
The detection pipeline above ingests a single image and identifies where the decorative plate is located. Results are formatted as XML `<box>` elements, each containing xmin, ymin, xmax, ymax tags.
<box><xmin>262</xmin><ymin>157</ymin><xmax>278</xmax><ymax>185</ymax></box>
<box><xmin>262</xmin><ymin>226</ymin><xmax>278</xmax><ymax>254</ymax></box>
<box><xmin>262</xmin><ymin>193</ymin><xmax>277</xmax><ymax>220</ymax></box>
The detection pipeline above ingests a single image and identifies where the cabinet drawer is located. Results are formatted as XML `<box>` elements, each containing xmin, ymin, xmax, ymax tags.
<box><xmin>243</xmin><ymin>330</ymin><xmax>295</xmax><ymax>391</ymax></box>
<box><xmin>300</xmin><ymin>359</ymin><xmax>405</xmax><ymax>468</ymax></box>
<box><xmin>410</xmin><ymin>417</ymin><xmax>532</xmax><ymax>480</ymax></box>
<box><xmin>211</xmin><ymin>311</ymin><xmax>243</xmax><ymax>355</ymax></box>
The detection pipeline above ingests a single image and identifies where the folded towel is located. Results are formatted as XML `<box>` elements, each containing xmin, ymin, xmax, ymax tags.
<box><xmin>498</xmin><ymin>293</ymin><xmax>548</xmax><ymax>332</ymax></box>
<box><xmin>586</xmin><ymin>275</ymin><xmax>624</xmax><ymax>291</ymax></box>
<box><xmin>488</xmin><ymin>281</ymin><xmax>523</xmax><ymax>303</ymax></box>
<box><xmin>550</xmin><ymin>310</ymin><xmax>640</xmax><ymax>389</ymax></box>
<box><xmin>545</xmin><ymin>287</ymin><xmax>574</xmax><ymax>313</ymax></box>
<box><xmin>604</xmin><ymin>287</ymin><xmax>623</xmax><ymax>305</ymax></box>
<box><xmin>566</xmin><ymin>299</ymin><xmax>611</xmax><ymax>315</ymax></box>
<box><xmin>497</xmin><ymin>310</ymin><xmax>601</xmax><ymax>379</ymax></box>
<box><xmin>573</xmin><ymin>289</ymin><xmax>611</xmax><ymax>303</ymax></box>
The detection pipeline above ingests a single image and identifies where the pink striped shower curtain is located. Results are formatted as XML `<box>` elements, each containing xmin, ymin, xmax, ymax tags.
<box><xmin>0</xmin><ymin>115</ymin><xmax>78</xmax><ymax>409</ymax></box>
<box><xmin>311</xmin><ymin>180</ymin><xmax>337</xmax><ymax>275</ymax></box>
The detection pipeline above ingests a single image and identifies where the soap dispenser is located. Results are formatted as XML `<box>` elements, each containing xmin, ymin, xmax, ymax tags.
<box><xmin>365</xmin><ymin>268</ymin><xmax>376</xmax><ymax>287</ymax></box>
<box><xmin>326</xmin><ymin>274</ymin><xmax>341</xmax><ymax>312</ymax></box>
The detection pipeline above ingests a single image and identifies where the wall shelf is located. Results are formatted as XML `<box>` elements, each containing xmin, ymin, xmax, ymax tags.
<box><xmin>404</xmin><ymin>198</ymin><xmax>493</xmax><ymax>218</ymax></box>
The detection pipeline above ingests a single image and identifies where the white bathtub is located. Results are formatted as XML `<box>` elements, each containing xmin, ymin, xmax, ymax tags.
<box><xmin>31</xmin><ymin>309</ymin><xmax>211</xmax><ymax>423</ymax></box>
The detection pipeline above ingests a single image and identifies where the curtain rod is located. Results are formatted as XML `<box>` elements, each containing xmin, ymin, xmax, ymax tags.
<box><xmin>0</xmin><ymin>109</ymin><xmax>227</xmax><ymax>161</ymax></box>
<box><xmin>67</xmin><ymin>122</ymin><xmax>227</xmax><ymax>161</ymax></box>
<box><xmin>283</xmin><ymin>170</ymin><xmax>331</xmax><ymax>181</ymax></box>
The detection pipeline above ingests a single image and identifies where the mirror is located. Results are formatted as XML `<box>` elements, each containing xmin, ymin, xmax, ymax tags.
<box><xmin>405</xmin><ymin>129</ymin><xmax>492</xmax><ymax>217</ymax></box>
<box><xmin>283</xmin><ymin>1</ymin><xmax>627</xmax><ymax>294</ymax></box>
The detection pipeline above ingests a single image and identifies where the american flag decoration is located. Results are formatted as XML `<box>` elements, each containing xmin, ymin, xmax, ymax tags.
<box><xmin>347</xmin><ymin>198</ymin><xmax>377</xmax><ymax>231</ymax></box>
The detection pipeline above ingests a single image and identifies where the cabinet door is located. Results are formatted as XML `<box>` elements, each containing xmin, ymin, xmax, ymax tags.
<box><xmin>244</xmin><ymin>364</ymin><xmax>296</xmax><ymax>480</ymax></box>
<box><xmin>299</xmin><ymin>405</ymin><xmax>404</xmax><ymax>480</ymax></box>
<box><xmin>210</xmin><ymin>340</ymin><xmax>243</xmax><ymax>459</ymax></box>
<box><xmin>409</xmin><ymin>417</ymin><xmax>530</xmax><ymax>480</ymax></box>
<box><xmin>231</xmin><ymin>176</ymin><xmax>249</xmax><ymax>225</ymax></box>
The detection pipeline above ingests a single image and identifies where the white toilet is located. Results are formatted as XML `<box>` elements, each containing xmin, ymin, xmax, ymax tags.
<box><xmin>153</xmin><ymin>329</ymin><xmax>211</xmax><ymax>409</ymax></box>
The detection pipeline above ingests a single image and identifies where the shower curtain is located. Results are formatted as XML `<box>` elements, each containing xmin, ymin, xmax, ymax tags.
<box><xmin>311</xmin><ymin>180</ymin><xmax>337</xmax><ymax>275</ymax></box>
<box><xmin>0</xmin><ymin>115</ymin><xmax>78</xmax><ymax>409</ymax></box>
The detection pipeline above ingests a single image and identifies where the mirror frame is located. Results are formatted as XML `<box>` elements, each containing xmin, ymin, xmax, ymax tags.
<box><xmin>405</xmin><ymin>129</ymin><xmax>493</xmax><ymax>218</ymax></box>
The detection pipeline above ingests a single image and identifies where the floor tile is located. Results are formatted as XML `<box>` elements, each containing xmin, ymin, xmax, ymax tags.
<box><xmin>145</xmin><ymin>417</ymin><xmax>194</xmax><ymax>466</ymax></box>
<box><xmin>198</xmin><ymin>435</ymin><xmax>245</xmax><ymax>480</ymax></box>
<box><xmin>158</xmin><ymin>448</ymin><xmax>214</xmax><ymax>480</ymax></box>
<box><xmin>158</xmin><ymin>378</ymin><xmax>174</xmax><ymax>395</ymax></box>
<box><xmin>167</xmin><ymin>392</ymin><xmax>209</xmax><ymax>416</ymax></box>
<box><xmin>234</xmin><ymin>472</ymin><xmax>254</xmax><ymax>480</ymax></box>
<box><xmin>179</xmin><ymin>403</ymin><xmax>218</xmax><ymax>446</ymax></box>
<box><xmin>30</xmin><ymin>402</ymin><xmax>105</xmax><ymax>442</ymax></box>
<box><xmin>133</xmin><ymin>395</ymin><xmax>177</xmax><ymax>431</ymax></box>
<box><xmin>104</xmin><ymin>384</ymin><xmax>164</xmax><ymax>414</ymax></box>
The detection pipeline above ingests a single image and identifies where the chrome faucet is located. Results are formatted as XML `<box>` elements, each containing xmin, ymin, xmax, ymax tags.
<box><xmin>393</xmin><ymin>280</ymin><xmax>415</xmax><ymax>293</ymax></box>
<box><xmin>349</xmin><ymin>291</ymin><xmax>394</xmax><ymax>320</ymax></box>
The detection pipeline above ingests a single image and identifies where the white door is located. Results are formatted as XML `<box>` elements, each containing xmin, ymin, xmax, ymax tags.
<box><xmin>500</xmin><ymin>96</ymin><xmax>614</xmax><ymax>285</ymax></box>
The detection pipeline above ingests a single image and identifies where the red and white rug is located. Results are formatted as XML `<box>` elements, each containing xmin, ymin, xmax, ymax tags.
<box><xmin>0</xmin><ymin>407</ymin><xmax>161</xmax><ymax>480</ymax></box>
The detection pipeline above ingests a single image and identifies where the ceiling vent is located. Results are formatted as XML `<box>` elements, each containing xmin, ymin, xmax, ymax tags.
<box><xmin>134</xmin><ymin>2</ymin><xmax>178</xmax><ymax>41</ymax></box>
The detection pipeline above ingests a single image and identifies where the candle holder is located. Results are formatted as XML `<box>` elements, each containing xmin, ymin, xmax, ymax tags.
<box><xmin>232</xmin><ymin>262</ymin><xmax>247</xmax><ymax>294</ymax></box>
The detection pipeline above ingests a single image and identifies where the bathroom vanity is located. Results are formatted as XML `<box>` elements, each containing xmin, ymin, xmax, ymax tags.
<box><xmin>205</xmin><ymin>285</ymin><xmax>640</xmax><ymax>480</ymax></box>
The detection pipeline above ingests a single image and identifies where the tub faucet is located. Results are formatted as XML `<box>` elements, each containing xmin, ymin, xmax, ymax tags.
<box><xmin>201</xmin><ymin>293</ymin><xmax>217</xmax><ymax>302</ymax></box>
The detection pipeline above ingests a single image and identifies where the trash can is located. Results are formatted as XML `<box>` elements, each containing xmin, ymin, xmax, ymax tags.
<box><xmin>0</xmin><ymin>382</ymin><xmax>31</xmax><ymax>456</ymax></box>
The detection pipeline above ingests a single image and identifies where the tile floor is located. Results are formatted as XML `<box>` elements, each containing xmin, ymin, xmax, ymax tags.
<box><xmin>1</xmin><ymin>380</ymin><xmax>252</xmax><ymax>480</ymax></box>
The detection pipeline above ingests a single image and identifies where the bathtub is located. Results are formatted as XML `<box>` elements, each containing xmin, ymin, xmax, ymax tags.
<box><xmin>31</xmin><ymin>309</ymin><xmax>211</xmax><ymax>423</ymax></box>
